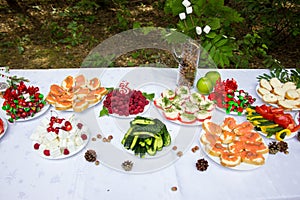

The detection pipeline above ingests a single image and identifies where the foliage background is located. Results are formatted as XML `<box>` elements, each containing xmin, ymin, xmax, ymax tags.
<box><xmin>0</xmin><ymin>0</ymin><xmax>299</xmax><ymax>69</ymax></box>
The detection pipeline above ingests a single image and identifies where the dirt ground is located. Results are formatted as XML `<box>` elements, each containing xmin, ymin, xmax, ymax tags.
<box><xmin>0</xmin><ymin>1</ymin><xmax>298</xmax><ymax>69</ymax></box>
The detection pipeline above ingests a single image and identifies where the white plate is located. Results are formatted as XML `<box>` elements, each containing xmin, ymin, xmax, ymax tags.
<box><xmin>216</xmin><ymin>106</ymin><xmax>246</xmax><ymax>116</ymax></box>
<box><xmin>32</xmin><ymin>117</ymin><xmax>90</xmax><ymax>160</ymax></box>
<box><xmin>1</xmin><ymin>103</ymin><xmax>50</xmax><ymax>122</ymax></box>
<box><xmin>255</xmin><ymin>84</ymin><xmax>300</xmax><ymax>111</ymax></box>
<box><xmin>88</xmin><ymin>67</ymin><xmax>202</xmax><ymax>174</ymax></box>
<box><xmin>199</xmin><ymin>130</ymin><xmax>269</xmax><ymax>171</ymax></box>
<box><xmin>0</xmin><ymin>117</ymin><xmax>8</xmax><ymax>140</ymax></box>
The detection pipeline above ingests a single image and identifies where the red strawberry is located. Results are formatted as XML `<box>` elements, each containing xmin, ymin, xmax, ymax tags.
<box><xmin>43</xmin><ymin>149</ymin><xmax>50</xmax><ymax>156</ymax></box>
<box><xmin>63</xmin><ymin>149</ymin><xmax>70</xmax><ymax>155</ymax></box>
<box><xmin>33</xmin><ymin>143</ymin><xmax>40</xmax><ymax>150</ymax></box>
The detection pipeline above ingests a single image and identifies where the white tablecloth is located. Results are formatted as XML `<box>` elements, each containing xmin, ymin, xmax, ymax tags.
<box><xmin>0</xmin><ymin>67</ymin><xmax>299</xmax><ymax>200</ymax></box>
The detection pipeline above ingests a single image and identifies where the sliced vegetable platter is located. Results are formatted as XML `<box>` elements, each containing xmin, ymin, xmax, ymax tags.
<box><xmin>246</xmin><ymin>105</ymin><xmax>300</xmax><ymax>141</ymax></box>
<box><xmin>154</xmin><ymin>86</ymin><xmax>214</xmax><ymax>126</ymax></box>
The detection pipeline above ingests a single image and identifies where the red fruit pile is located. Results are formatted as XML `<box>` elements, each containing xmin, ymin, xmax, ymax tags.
<box><xmin>47</xmin><ymin>116</ymin><xmax>72</xmax><ymax>134</ymax></box>
<box><xmin>208</xmin><ymin>78</ymin><xmax>255</xmax><ymax>115</ymax></box>
<box><xmin>103</xmin><ymin>89</ymin><xmax>149</xmax><ymax>116</ymax></box>
<box><xmin>2</xmin><ymin>81</ymin><xmax>46</xmax><ymax>122</ymax></box>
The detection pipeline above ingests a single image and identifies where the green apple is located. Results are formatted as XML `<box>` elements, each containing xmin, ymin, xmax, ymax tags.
<box><xmin>196</xmin><ymin>77</ymin><xmax>213</xmax><ymax>95</ymax></box>
<box><xmin>205</xmin><ymin>71</ymin><xmax>221</xmax><ymax>86</ymax></box>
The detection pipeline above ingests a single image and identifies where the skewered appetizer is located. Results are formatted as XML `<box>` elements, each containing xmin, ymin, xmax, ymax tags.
<box><xmin>46</xmin><ymin>75</ymin><xmax>108</xmax><ymax>112</ymax></box>
<box><xmin>200</xmin><ymin>117</ymin><xmax>268</xmax><ymax>167</ymax></box>
<box><xmin>2</xmin><ymin>81</ymin><xmax>47</xmax><ymax>122</ymax></box>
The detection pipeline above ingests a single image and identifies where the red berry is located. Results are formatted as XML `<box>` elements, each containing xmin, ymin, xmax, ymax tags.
<box><xmin>63</xmin><ymin>149</ymin><xmax>70</xmax><ymax>155</ymax></box>
<box><xmin>77</xmin><ymin>123</ymin><xmax>83</xmax><ymax>129</ymax></box>
<box><xmin>43</xmin><ymin>150</ymin><xmax>50</xmax><ymax>156</ymax></box>
<box><xmin>81</xmin><ymin>134</ymin><xmax>87</xmax><ymax>140</ymax></box>
<box><xmin>33</xmin><ymin>143</ymin><xmax>40</xmax><ymax>150</ymax></box>
<box><xmin>64</xmin><ymin>121</ymin><xmax>72</xmax><ymax>131</ymax></box>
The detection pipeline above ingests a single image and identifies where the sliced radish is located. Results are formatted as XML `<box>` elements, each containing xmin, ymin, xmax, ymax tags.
<box><xmin>195</xmin><ymin>110</ymin><xmax>212</xmax><ymax>121</ymax></box>
<box><xmin>175</xmin><ymin>86</ymin><xmax>190</xmax><ymax>99</ymax></box>
<box><xmin>190</xmin><ymin>93</ymin><xmax>205</xmax><ymax>104</ymax></box>
<box><xmin>163</xmin><ymin>107</ymin><xmax>180</xmax><ymax>120</ymax></box>
<box><xmin>154</xmin><ymin>98</ymin><xmax>163</xmax><ymax>109</ymax></box>
<box><xmin>161</xmin><ymin>89</ymin><xmax>176</xmax><ymax>100</ymax></box>
<box><xmin>179</xmin><ymin>113</ymin><xmax>197</xmax><ymax>124</ymax></box>
<box><xmin>183</xmin><ymin>101</ymin><xmax>199</xmax><ymax>114</ymax></box>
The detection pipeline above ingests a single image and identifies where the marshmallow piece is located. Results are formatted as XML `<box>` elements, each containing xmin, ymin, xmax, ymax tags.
<box><xmin>68</xmin><ymin>133</ymin><xmax>76</xmax><ymax>141</ymax></box>
<box><xmin>38</xmin><ymin>144</ymin><xmax>46</xmax><ymax>154</ymax></box>
<box><xmin>75</xmin><ymin>136</ymin><xmax>83</xmax><ymax>146</ymax></box>
<box><xmin>48</xmin><ymin>138</ymin><xmax>60</xmax><ymax>149</ymax></box>
<box><xmin>186</xmin><ymin>6</ymin><xmax>193</xmax><ymax>14</ymax></box>
<box><xmin>47</xmin><ymin>132</ymin><xmax>58</xmax><ymax>141</ymax></box>
<box><xmin>179</xmin><ymin>12</ymin><xmax>186</xmax><ymax>20</ymax></box>
<box><xmin>196</xmin><ymin>26</ymin><xmax>202</xmax><ymax>35</ymax></box>
<box><xmin>203</xmin><ymin>25</ymin><xmax>211</xmax><ymax>34</ymax></box>
<box><xmin>182</xmin><ymin>0</ymin><xmax>191</xmax><ymax>7</ymax></box>
<box><xmin>50</xmin><ymin>147</ymin><xmax>62</xmax><ymax>158</ymax></box>
<box><xmin>67</xmin><ymin>141</ymin><xmax>76</xmax><ymax>152</ymax></box>
<box><xmin>60</xmin><ymin>139</ymin><xmax>67</xmax><ymax>148</ymax></box>
<box><xmin>58</xmin><ymin>130</ymin><xmax>68</xmax><ymax>140</ymax></box>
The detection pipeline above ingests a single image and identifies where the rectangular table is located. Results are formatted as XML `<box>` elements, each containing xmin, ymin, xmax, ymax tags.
<box><xmin>0</xmin><ymin>68</ymin><xmax>299</xmax><ymax>200</ymax></box>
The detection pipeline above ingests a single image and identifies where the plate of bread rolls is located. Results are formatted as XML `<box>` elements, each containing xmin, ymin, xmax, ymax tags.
<box><xmin>256</xmin><ymin>77</ymin><xmax>300</xmax><ymax>110</ymax></box>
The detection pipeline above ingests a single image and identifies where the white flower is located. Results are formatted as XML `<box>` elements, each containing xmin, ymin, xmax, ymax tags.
<box><xmin>182</xmin><ymin>0</ymin><xmax>191</xmax><ymax>8</ymax></box>
<box><xmin>179</xmin><ymin>12</ymin><xmax>186</xmax><ymax>20</ymax></box>
<box><xmin>203</xmin><ymin>25</ymin><xmax>211</xmax><ymax>34</ymax></box>
<box><xmin>222</xmin><ymin>35</ymin><xmax>228</xmax><ymax>38</ymax></box>
<box><xmin>186</xmin><ymin>6</ymin><xmax>193</xmax><ymax>14</ymax></box>
<box><xmin>196</xmin><ymin>26</ymin><xmax>202</xmax><ymax>35</ymax></box>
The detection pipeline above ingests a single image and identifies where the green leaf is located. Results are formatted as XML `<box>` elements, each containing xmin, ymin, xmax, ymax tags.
<box><xmin>142</xmin><ymin>92</ymin><xmax>155</xmax><ymax>101</ymax></box>
<box><xmin>99</xmin><ymin>107</ymin><xmax>109</xmax><ymax>117</ymax></box>
<box><xmin>207</xmin><ymin>17</ymin><xmax>221</xmax><ymax>30</ymax></box>
<box><xmin>205</xmin><ymin>32</ymin><xmax>217</xmax><ymax>39</ymax></box>
<box><xmin>106</xmin><ymin>87</ymin><xmax>114</xmax><ymax>93</ymax></box>
<box><xmin>215</xmin><ymin>39</ymin><xmax>228</xmax><ymax>47</ymax></box>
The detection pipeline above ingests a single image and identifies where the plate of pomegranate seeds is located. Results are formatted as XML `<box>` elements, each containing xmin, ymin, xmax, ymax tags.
<box><xmin>0</xmin><ymin>116</ymin><xmax>8</xmax><ymax>140</ymax></box>
<box><xmin>30</xmin><ymin>114</ymin><xmax>90</xmax><ymax>159</ymax></box>
<box><xmin>100</xmin><ymin>88</ymin><xmax>152</xmax><ymax>118</ymax></box>
<box><xmin>1</xmin><ymin>81</ymin><xmax>50</xmax><ymax>123</ymax></box>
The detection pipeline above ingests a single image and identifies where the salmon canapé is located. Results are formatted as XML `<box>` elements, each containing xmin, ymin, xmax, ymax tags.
<box><xmin>88</xmin><ymin>77</ymin><xmax>101</xmax><ymax>90</ymax></box>
<box><xmin>220</xmin><ymin>152</ymin><xmax>242</xmax><ymax>167</ymax></box>
<box><xmin>203</xmin><ymin>120</ymin><xmax>222</xmax><ymax>135</ymax></box>
<box><xmin>240</xmin><ymin>151</ymin><xmax>265</xmax><ymax>165</ymax></box>
<box><xmin>221</xmin><ymin>117</ymin><xmax>237</xmax><ymax>131</ymax></box>
<box><xmin>61</xmin><ymin>76</ymin><xmax>74</xmax><ymax>91</ymax></box>
<box><xmin>233</xmin><ymin>121</ymin><xmax>254</xmax><ymax>136</ymax></box>
<box><xmin>239</xmin><ymin>131</ymin><xmax>262</xmax><ymax>143</ymax></box>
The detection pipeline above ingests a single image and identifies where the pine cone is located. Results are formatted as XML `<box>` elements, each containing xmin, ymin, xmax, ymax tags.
<box><xmin>196</xmin><ymin>158</ymin><xmax>209</xmax><ymax>171</ymax></box>
<box><xmin>278</xmin><ymin>141</ymin><xmax>289</xmax><ymax>154</ymax></box>
<box><xmin>268</xmin><ymin>141</ymin><xmax>279</xmax><ymax>155</ymax></box>
<box><xmin>121</xmin><ymin>160</ymin><xmax>133</xmax><ymax>171</ymax></box>
<box><xmin>84</xmin><ymin>150</ymin><xmax>97</xmax><ymax>162</ymax></box>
